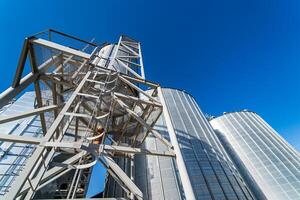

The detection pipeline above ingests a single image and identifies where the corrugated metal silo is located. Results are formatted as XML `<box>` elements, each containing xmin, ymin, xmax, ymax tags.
<box><xmin>135</xmin><ymin>88</ymin><xmax>257</xmax><ymax>200</ymax></box>
<box><xmin>210</xmin><ymin>111</ymin><xmax>300</xmax><ymax>200</ymax></box>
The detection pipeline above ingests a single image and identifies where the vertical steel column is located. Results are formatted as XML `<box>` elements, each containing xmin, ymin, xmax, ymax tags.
<box><xmin>157</xmin><ymin>87</ymin><xmax>196</xmax><ymax>200</ymax></box>
<box><xmin>138</xmin><ymin>42</ymin><xmax>145</xmax><ymax>79</ymax></box>
<box><xmin>28</xmin><ymin>44</ymin><xmax>48</xmax><ymax>135</ymax></box>
<box><xmin>129</xmin><ymin>154</ymin><xmax>135</xmax><ymax>200</ymax></box>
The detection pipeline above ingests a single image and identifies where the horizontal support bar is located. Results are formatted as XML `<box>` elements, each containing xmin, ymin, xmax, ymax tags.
<box><xmin>114</xmin><ymin>92</ymin><xmax>162</xmax><ymax>107</ymax></box>
<box><xmin>0</xmin><ymin>133</ymin><xmax>41</xmax><ymax>145</ymax></box>
<box><xmin>48</xmin><ymin>28</ymin><xmax>98</xmax><ymax>47</ymax></box>
<box><xmin>86</xmin><ymin>78</ymin><xmax>105</xmax><ymax>85</ymax></box>
<box><xmin>120</xmin><ymin>74</ymin><xmax>158</xmax><ymax>88</ymax></box>
<box><xmin>41</xmin><ymin>141</ymin><xmax>175</xmax><ymax>157</ymax></box>
<box><xmin>117</xmin><ymin>55</ymin><xmax>139</xmax><ymax>59</ymax></box>
<box><xmin>34</xmin><ymin>198</ymin><xmax>126</xmax><ymax>200</ymax></box>
<box><xmin>77</xmin><ymin>92</ymin><xmax>99</xmax><ymax>99</ymax></box>
<box><xmin>0</xmin><ymin>105</ymin><xmax>59</xmax><ymax>124</ymax></box>
<box><xmin>64</xmin><ymin>112</ymin><xmax>92</xmax><ymax>119</ymax></box>
<box><xmin>40</xmin><ymin>141</ymin><xmax>82</xmax><ymax>150</ymax></box>
<box><xmin>104</xmin><ymin>144</ymin><xmax>175</xmax><ymax>157</ymax></box>
<box><xmin>30</xmin><ymin>38</ymin><xmax>91</xmax><ymax>59</ymax></box>
<box><xmin>64</xmin><ymin>112</ymin><xmax>109</xmax><ymax>120</ymax></box>
<box><xmin>118</xmin><ymin>57</ymin><xmax>141</xmax><ymax>67</ymax></box>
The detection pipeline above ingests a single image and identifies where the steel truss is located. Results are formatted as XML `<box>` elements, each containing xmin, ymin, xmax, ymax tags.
<box><xmin>0</xmin><ymin>30</ymin><xmax>175</xmax><ymax>199</ymax></box>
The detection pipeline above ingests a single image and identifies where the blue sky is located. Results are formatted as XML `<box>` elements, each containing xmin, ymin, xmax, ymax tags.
<box><xmin>0</xmin><ymin>0</ymin><xmax>300</xmax><ymax>196</ymax></box>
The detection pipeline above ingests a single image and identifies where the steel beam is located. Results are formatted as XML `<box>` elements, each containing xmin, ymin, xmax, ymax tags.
<box><xmin>102</xmin><ymin>154</ymin><xmax>143</xmax><ymax>200</ymax></box>
<box><xmin>12</xmin><ymin>38</ymin><xmax>29</xmax><ymax>87</ymax></box>
<box><xmin>34</xmin><ymin>198</ymin><xmax>126</xmax><ymax>200</ymax></box>
<box><xmin>157</xmin><ymin>87</ymin><xmax>196</xmax><ymax>200</ymax></box>
<box><xmin>39</xmin><ymin>141</ymin><xmax>175</xmax><ymax>157</ymax></box>
<box><xmin>0</xmin><ymin>133</ymin><xmax>41</xmax><ymax>145</ymax></box>
<box><xmin>117</xmin><ymin>57</ymin><xmax>141</xmax><ymax>67</ymax></box>
<box><xmin>19</xmin><ymin>152</ymin><xmax>86</xmax><ymax>195</ymax></box>
<box><xmin>48</xmin><ymin>29</ymin><xmax>98</xmax><ymax>47</ymax></box>
<box><xmin>119</xmin><ymin>76</ymin><xmax>160</xmax><ymax>104</ymax></box>
<box><xmin>41</xmin><ymin>75</ymin><xmax>75</xmax><ymax>88</ymax></box>
<box><xmin>103</xmin><ymin>144</ymin><xmax>175</xmax><ymax>157</ymax></box>
<box><xmin>5</xmin><ymin>72</ymin><xmax>91</xmax><ymax>199</ymax></box>
<box><xmin>0</xmin><ymin>73</ymin><xmax>38</xmax><ymax>108</ymax></box>
<box><xmin>120</xmin><ymin>73</ymin><xmax>158</xmax><ymax>88</ymax></box>
<box><xmin>23</xmin><ymin>97</ymin><xmax>89</xmax><ymax>199</ymax></box>
<box><xmin>30</xmin><ymin>38</ymin><xmax>91</xmax><ymax>59</ymax></box>
<box><xmin>114</xmin><ymin>92</ymin><xmax>161</xmax><ymax>107</ymax></box>
<box><xmin>71</xmin><ymin>59</ymin><xmax>88</xmax><ymax>79</ymax></box>
<box><xmin>21</xmin><ymin>101</ymin><xmax>83</xmax><ymax>199</ymax></box>
<box><xmin>0</xmin><ymin>105</ymin><xmax>59</xmax><ymax>124</ymax></box>
<box><xmin>116</xmin><ymin>58</ymin><xmax>143</xmax><ymax>79</ymax></box>
<box><xmin>120</xmin><ymin>42</ymin><xmax>139</xmax><ymax>56</ymax></box>
<box><xmin>0</xmin><ymin>55</ymin><xmax>61</xmax><ymax>108</ymax></box>
<box><xmin>115</xmin><ymin>97</ymin><xmax>172</xmax><ymax>148</ymax></box>
<box><xmin>138</xmin><ymin>42</ymin><xmax>145</xmax><ymax>79</ymax></box>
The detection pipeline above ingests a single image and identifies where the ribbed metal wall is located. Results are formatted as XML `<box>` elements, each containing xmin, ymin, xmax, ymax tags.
<box><xmin>135</xmin><ymin>88</ymin><xmax>256</xmax><ymax>200</ymax></box>
<box><xmin>0</xmin><ymin>92</ymin><xmax>44</xmax><ymax>195</ymax></box>
<box><xmin>210</xmin><ymin>111</ymin><xmax>300</xmax><ymax>200</ymax></box>
<box><xmin>135</xmin><ymin>116</ymin><xmax>183</xmax><ymax>200</ymax></box>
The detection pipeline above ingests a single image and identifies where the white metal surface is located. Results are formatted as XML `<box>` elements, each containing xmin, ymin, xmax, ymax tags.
<box><xmin>210</xmin><ymin>111</ymin><xmax>300</xmax><ymax>200</ymax></box>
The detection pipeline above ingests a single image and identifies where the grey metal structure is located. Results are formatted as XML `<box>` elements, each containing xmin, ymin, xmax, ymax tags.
<box><xmin>210</xmin><ymin>111</ymin><xmax>300</xmax><ymax>200</ymax></box>
<box><xmin>133</xmin><ymin>89</ymin><xmax>257</xmax><ymax>200</ymax></box>
<box><xmin>0</xmin><ymin>30</ymin><xmax>177</xmax><ymax>199</ymax></box>
<box><xmin>1</xmin><ymin>29</ymin><xmax>296</xmax><ymax>200</ymax></box>
<box><xmin>0</xmin><ymin>91</ymin><xmax>95</xmax><ymax>198</ymax></box>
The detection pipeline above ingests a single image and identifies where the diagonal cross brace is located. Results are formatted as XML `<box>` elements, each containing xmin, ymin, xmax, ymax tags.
<box><xmin>114</xmin><ymin>97</ymin><xmax>173</xmax><ymax>149</ymax></box>
<box><xmin>102</xmin><ymin>154</ymin><xmax>143</xmax><ymax>200</ymax></box>
<box><xmin>5</xmin><ymin>72</ymin><xmax>91</xmax><ymax>199</ymax></box>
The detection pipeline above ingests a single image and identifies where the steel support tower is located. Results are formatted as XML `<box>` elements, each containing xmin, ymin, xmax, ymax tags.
<box><xmin>0</xmin><ymin>30</ymin><xmax>190</xmax><ymax>199</ymax></box>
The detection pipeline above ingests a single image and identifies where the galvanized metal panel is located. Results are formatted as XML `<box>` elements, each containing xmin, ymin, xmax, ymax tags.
<box><xmin>135</xmin><ymin>88</ymin><xmax>256</xmax><ymax>200</ymax></box>
<box><xmin>210</xmin><ymin>111</ymin><xmax>300</xmax><ymax>200</ymax></box>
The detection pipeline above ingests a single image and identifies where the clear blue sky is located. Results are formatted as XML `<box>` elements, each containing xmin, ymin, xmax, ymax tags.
<box><xmin>0</xmin><ymin>0</ymin><xmax>300</xmax><ymax>196</ymax></box>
